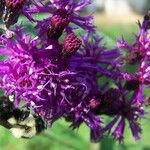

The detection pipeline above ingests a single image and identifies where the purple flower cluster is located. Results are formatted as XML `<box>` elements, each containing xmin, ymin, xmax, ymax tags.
<box><xmin>0</xmin><ymin>0</ymin><xmax>150</xmax><ymax>143</ymax></box>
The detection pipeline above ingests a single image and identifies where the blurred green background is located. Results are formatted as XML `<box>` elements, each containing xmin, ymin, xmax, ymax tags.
<box><xmin>0</xmin><ymin>7</ymin><xmax>150</xmax><ymax>150</ymax></box>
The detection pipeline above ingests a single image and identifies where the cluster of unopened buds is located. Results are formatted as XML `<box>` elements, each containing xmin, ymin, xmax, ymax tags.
<box><xmin>0</xmin><ymin>0</ymin><xmax>150</xmax><ymax>143</ymax></box>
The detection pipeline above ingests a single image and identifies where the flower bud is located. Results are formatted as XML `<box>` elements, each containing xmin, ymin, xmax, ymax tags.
<box><xmin>63</xmin><ymin>33</ymin><xmax>82</xmax><ymax>54</ymax></box>
<box><xmin>125</xmin><ymin>47</ymin><xmax>144</xmax><ymax>64</ymax></box>
<box><xmin>3</xmin><ymin>0</ymin><xmax>26</xmax><ymax>28</ymax></box>
<box><xmin>5</xmin><ymin>0</ymin><xmax>25</xmax><ymax>9</ymax></box>
<box><xmin>125</xmin><ymin>80</ymin><xmax>140</xmax><ymax>91</ymax></box>
<box><xmin>51</xmin><ymin>9</ymin><xmax>70</xmax><ymax>31</ymax></box>
<box><xmin>47</xmin><ymin>9</ymin><xmax>70</xmax><ymax>39</ymax></box>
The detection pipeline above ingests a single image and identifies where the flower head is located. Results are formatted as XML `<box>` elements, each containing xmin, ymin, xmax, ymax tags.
<box><xmin>0</xmin><ymin>28</ymin><xmax>104</xmax><ymax>141</ymax></box>
<box><xmin>27</xmin><ymin>0</ymin><xmax>95</xmax><ymax>39</ymax></box>
<box><xmin>117</xmin><ymin>10</ymin><xmax>150</xmax><ymax>88</ymax></box>
<box><xmin>95</xmin><ymin>86</ymin><xmax>144</xmax><ymax>142</ymax></box>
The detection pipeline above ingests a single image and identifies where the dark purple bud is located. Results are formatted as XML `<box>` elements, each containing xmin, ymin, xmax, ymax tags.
<box><xmin>90</xmin><ymin>89</ymin><xmax>122</xmax><ymax>116</ymax></box>
<box><xmin>3</xmin><ymin>0</ymin><xmax>26</xmax><ymax>27</ymax></box>
<box><xmin>103</xmin><ymin>88</ymin><xmax>121</xmax><ymax>104</ymax></box>
<box><xmin>47</xmin><ymin>9</ymin><xmax>70</xmax><ymax>39</ymax></box>
<box><xmin>63</xmin><ymin>33</ymin><xmax>82</xmax><ymax>54</ymax></box>
<box><xmin>47</xmin><ymin>26</ymin><xmax>63</xmax><ymax>39</ymax></box>
<box><xmin>98</xmin><ymin>89</ymin><xmax>122</xmax><ymax>116</ymax></box>
<box><xmin>5</xmin><ymin>0</ymin><xmax>26</xmax><ymax>9</ymax></box>
<box><xmin>124</xmin><ymin>80</ymin><xmax>140</xmax><ymax>91</ymax></box>
<box><xmin>125</xmin><ymin>46</ymin><xmax>145</xmax><ymax>64</ymax></box>
<box><xmin>51</xmin><ymin>9</ymin><xmax>70</xmax><ymax>30</ymax></box>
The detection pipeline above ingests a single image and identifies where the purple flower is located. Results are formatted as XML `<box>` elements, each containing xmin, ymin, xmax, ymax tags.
<box><xmin>96</xmin><ymin>86</ymin><xmax>144</xmax><ymax>142</ymax></box>
<box><xmin>0</xmin><ymin>28</ymin><xmax>104</xmax><ymax>141</ymax></box>
<box><xmin>77</xmin><ymin>33</ymin><xmax>121</xmax><ymax>66</ymax></box>
<box><xmin>0</xmin><ymin>0</ymin><xmax>149</xmax><ymax>143</ymax></box>
<box><xmin>0</xmin><ymin>18</ymin><xmax>123</xmax><ymax>142</ymax></box>
<box><xmin>117</xmin><ymin>10</ymin><xmax>150</xmax><ymax>87</ymax></box>
<box><xmin>117</xmin><ymin>10</ymin><xmax>150</xmax><ymax>65</ymax></box>
<box><xmin>68</xmin><ymin>33</ymin><xmax>123</xmax><ymax>87</ymax></box>
<box><xmin>27</xmin><ymin>0</ymin><xmax>95</xmax><ymax>39</ymax></box>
